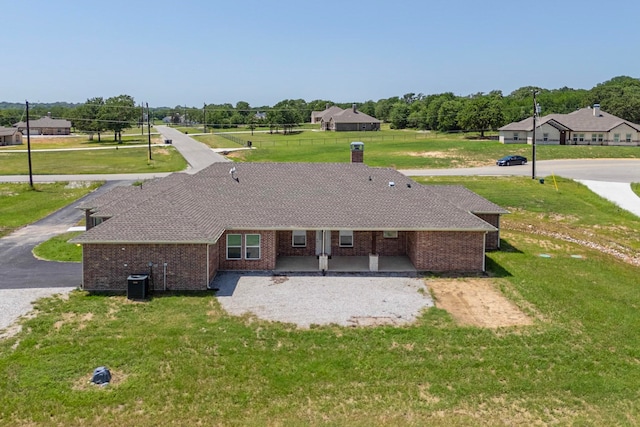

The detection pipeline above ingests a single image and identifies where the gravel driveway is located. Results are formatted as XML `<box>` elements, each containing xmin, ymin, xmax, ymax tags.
<box><xmin>213</xmin><ymin>272</ymin><xmax>433</xmax><ymax>328</ymax></box>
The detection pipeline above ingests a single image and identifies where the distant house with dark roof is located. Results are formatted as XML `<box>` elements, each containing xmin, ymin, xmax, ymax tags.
<box><xmin>0</xmin><ymin>127</ymin><xmax>22</xmax><ymax>145</ymax></box>
<box><xmin>14</xmin><ymin>114</ymin><xmax>71</xmax><ymax>135</ymax></box>
<box><xmin>312</xmin><ymin>104</ymin><xmax>381</xmax><ymax>131</ymax></box>
<box><xmin>311</xmin><ymin>105</ymin><xmax>344</xmax><ymax>125</ymax></box>
<box><xmin>499</xmin><ymin>105</ymin><xmax>640</xmax><ymax>145</ymax></box>
<box><xmin>72</xmin><ymin>144</ymin><xmax>507</xmax><ymax>291</ymax></box>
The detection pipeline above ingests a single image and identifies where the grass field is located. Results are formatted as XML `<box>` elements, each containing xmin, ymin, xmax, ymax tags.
<box><xmin>0</xmin><ymin>146</ymin><xmax>186</xmax><ymax>175</ymax></box>
<box><xmin>0</xmin><ymin>182</ymin><xmax>100</xmax><ymax>238</ymax></box>
<box><xmin>33</xmin><ymin>231</ymin><xmax>83</xmax><ymax>262</ymax></box>
<box><xmin>195</xmin><ymin>129</ymin><xmax>640</xmax><ymax>168</ymax></box>
<box><xmin>3</xmin><ymin>176</ymin><xmax>640</xmax><ymax>425</ymax></box>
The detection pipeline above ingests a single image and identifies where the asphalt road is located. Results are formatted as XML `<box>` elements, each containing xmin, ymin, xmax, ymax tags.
<box><xmin>399</xmin><ymin>159</ymin><xmax>640</xmax><ymax>183</ymax></box>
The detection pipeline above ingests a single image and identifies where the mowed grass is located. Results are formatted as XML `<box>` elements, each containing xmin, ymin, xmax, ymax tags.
<box><xmin>0</xmin><ymin>131</ymin><xmax>162</xmax><ymax>150</ymax></box>
<box><xmin>0</xmin><ymin>146</ymin><xmax>187</xmax><ymax>175</ymax></box>
<box><xmin>195</xmin><ymin>129</ymin><xmax>640</xmax><ymax>168</ymax></box>
<box><xmin>33</xmin><ymin>231</ymin><xmax>83</xmax><ymax>262</ymax></box>
<box><xmin>2</xmin><ymin>177</ymin><xmax>640</xmax><ymax>425</ymax></box>
<box><xmin>0</xmin><ymin>182</ymin><xmax>100</xmax><ymax>238</ymax></box>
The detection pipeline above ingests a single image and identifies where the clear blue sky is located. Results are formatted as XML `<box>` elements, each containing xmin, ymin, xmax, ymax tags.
<box><xmin>3</xmin><ymin>0</ymin><xmax>638</xmax><ymax>108</ymax></box>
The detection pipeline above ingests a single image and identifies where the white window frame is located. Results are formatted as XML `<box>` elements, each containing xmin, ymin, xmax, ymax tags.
<box><xmin>292</xmin><ymin>230</ymin><xmax>307</xmax><ymax>247</ymax></box>
<box><xmin>512</xmin><ymin>132</ymin><xmax>519</xmax><ymax>141</ymax></box>
<box><xmin>245</xmin><ymin>234</ymin><xmax>261</xmax><ymax>260</ymax></box>
<box><xmin>598</xmin><ymin>134</ymin><xmax>604</xmax><ymax>142</ymax></box>
<box><xmin>614</xmin><ymin>133</ymin><xmax>620</xmax><ymax>142</ymax></box>
<box><xmin>543</xmin><ymin>133</ymin><xmax>549</xmax><ymax>142</ymax></box>
<box><xmin>591</xmin><ymin>134</ymin><xmax>597</xmax><ymax>143</ymax></box>
<box><xmin>339</xmin><ymin>230</ymin><xmax>353</xmax><ymax>247</ymax></box>
<box><xmin>626</xmin><ymin>133</ymin><xmax>632</xmax><ymax>142</ymax></box>
<box><xmin>226</xmin><ymin>234</ymin><xmax>242</xmax><ymax>260</ymax></box>
<box><xmin>383</xmin><ymin>230</ymin><xmax>398</xmax><ymax>238</ymax></box>
<box><xmin>578</xmin><ymin>133</ymin><xmax>585</xmax><ymax>142</ymax></box>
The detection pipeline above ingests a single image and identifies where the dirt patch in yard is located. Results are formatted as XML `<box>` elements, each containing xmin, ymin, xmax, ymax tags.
<box><xmin>428</xmin><ymin>279</ymin><xmax>533</xmax><ymax>328</ymax></box>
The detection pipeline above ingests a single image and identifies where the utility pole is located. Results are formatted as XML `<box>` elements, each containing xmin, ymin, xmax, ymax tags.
<box><xmin>146</xmin><ymin>102</ymin><xmax>152</xmax><ymax>161</ymax></box>
<box><xmin>140</xmin><ymin>104</ymin><xmax>144</xmax><ymax>135</ymax></box>
<box><xmin>532</xmin><ymin>90</ymin><xmax>539</xmax><ymax>180</ymax></box>
<box><xmin>25</xmin><ymin>100</ymin><xmax>34</xmax><ymax>189</ymax></box>
<box><xmin>203</xmin><ymin>103</ymin><xmax>207</xmax><ymax>133</ymax></box>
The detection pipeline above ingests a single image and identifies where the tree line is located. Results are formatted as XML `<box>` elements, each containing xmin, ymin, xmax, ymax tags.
<box><xmin>1</xmin><ymin>76</ymin><xmax>638</xmax><ymax>136</ymax></box>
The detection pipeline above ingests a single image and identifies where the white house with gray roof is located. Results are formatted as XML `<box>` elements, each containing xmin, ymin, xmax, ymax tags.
<box><xmin>0</xmin><ymin>127</ymin><xmax>22</xmax><ymax>145</ymax></box>
<box><xmin>72</xmin><ymin>145</ymin><xmax>507</xmax><ymax>292</ymax></box>
<box><xmin>499</xmin><ymin>105</ymin><xmax>640</xmax><ymax>146</ymax></box>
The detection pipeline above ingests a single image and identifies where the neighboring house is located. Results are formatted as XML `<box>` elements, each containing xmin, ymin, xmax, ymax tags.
<box><xmin>13</xmin><ymin>114</ymin><xmax>72</xmax><ymax>135</ymax></box>
<box><xmin>312</xmin><ymin>104</ymin><xmax>381</xmax><ymax>131</ymax></box>
<box><xmin>72</xmin><ymin>144</ymin><xmax>507</xmax><ymax>292</ymax></box>
<box><xmin>311</xmin><ymin>104</ymin><xmax>344</xmax><ymax>126</ymax></box>
<box><xmin>499</xmin><ymin>105</ymin><xmax>640</xmax><ymax>145</ymax></box>
<box><xmin>326</xmin><ymin>105</ymin><xmax>381</xmax><ymax>131</ymax></box>
<box><xmin>0</xmin><ymin>127</ymin><xmax>22</xmax><ymax>145</ymax></box>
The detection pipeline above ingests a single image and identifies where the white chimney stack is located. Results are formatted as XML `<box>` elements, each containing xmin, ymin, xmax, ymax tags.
<box><xmin>593</xmin><ymin>104</ymin><xmax>600</xmax><ymax>117</ymax></box>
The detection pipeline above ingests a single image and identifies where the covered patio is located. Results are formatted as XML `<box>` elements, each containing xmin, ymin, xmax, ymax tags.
<box><xmin>274</xmin><ymin>256</ymin><xmax>417</xmax><ymax>274</ymax></box>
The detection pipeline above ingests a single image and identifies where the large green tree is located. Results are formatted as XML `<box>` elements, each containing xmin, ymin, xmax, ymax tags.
<box><xmin>72</xmin><ymin>97</ymin><xmax>105</xmax><ymax>141</ymax></box>
<box><xmin>100</xmin><ymin>95</ymin><xmax>138</xmax><ymax>142</ymax></box>
<box><xmin>389</xmin><ymin>102</ymin><xmax>410</xmax><ymax>129</ymax></box>
<box><xmin>457</xmin><ymin>95</ymin><xmax>505</xmax><ymax>137</ymax></box>
<box><xmin>588</xmin><ymin>76</ymin><xmax>640</xmax><ymax>123</ymax></box>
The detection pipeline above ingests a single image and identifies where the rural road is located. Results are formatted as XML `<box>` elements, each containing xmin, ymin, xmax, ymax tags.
<box><xmin>398</xmin><ymin>158</ymin><xmax>640</xmax><ymax>183</ymax></box>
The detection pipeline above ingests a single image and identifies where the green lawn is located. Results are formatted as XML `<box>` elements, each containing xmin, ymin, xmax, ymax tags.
<box><xmin>0</xmin><ymin>146</ymin><xmax>187</xmax><ymax>175</ymax></box>
<box><xmin>3</xmin><ymin>176</ymin><xmax>640</xmax><ymax>425</ymax></box>
<box><xmin>0</xmin><ymin>182</ymin><xmax>101</xmax><ymax>237</ymax></box>
<box><xmin>194</xmin><ymin>129</ymin><xmax>640</xmax><ymax>168</ymax></box>
<box><xmin>33</xmin><ymin>231</ymin><xmax>83</xmax><ymax>262</ymax></box>
<box><xmin>632</xmin><ymin>182</ymin><xmax>640</xmax><ymax>197</ymax></box>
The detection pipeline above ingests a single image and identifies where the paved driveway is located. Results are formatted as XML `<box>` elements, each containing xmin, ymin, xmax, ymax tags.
<box><xmin>0</xmin><ymin>181</ymin><xmax>127</xmax><ymax>290</ymax></box>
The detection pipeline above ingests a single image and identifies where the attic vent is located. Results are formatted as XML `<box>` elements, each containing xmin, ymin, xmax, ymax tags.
<box><xmin>388</xmin><ymin>181</ymin><xmax>395</xmax><ymax>187</ymax></box>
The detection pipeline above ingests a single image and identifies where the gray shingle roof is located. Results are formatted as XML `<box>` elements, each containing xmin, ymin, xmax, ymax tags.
<box><xmin>427</xmin><ymin>186</ymin><xmax>509</xmax><ymax>214</ymax></box>
<box><xmin>499</xmin><ymin>107</ymin><xmax>640</xmax><ymax>132</ymax></box>
<box><xmin>0</xmin><ymin>127</ymin><xmax>20</xmax><ymax>137</ymax></box>
<box><xmin>72</xmin><ymin>163</ymin><xmax>500</xmax><ymax>244</ymax></box>
<box><xmin>330</xmin><ymin>108</ymin><xmax>380</xmax><ymax>124</ymax></box>
<box><xmin>14</xmin><ymin>116</ymin><xmax>72</xmax><ymax>129</ymax></box>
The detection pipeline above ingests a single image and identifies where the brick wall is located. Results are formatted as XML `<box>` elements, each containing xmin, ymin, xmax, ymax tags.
<box><xmin>407</xmin><ymin>231</ymin><xmax>485</xmax><ymax>272</ymax></box>
<box><xmin>475</xmin><ymin>214</ymin><xmax>500</xmax><ymax>250</ymax></box>
<box><xmin>218</xmin><ymin>230</ymin><xmax>276</xmax><ymax>270</ymax></box>
<box><xmin>331</xmin><ymin>231</ymin><xmax>408</xmax><ymax>257</ymax></box>
<box><xmin>277</xmin><ymin>231</ymin><xmax>316</xmax><ymax>256</ymax></box>
<box><xmin>208</xmin><ymin>243</ymin><xmax>219</xmax><ymax>283</ymax></box>
<box><xmin>82</xmin><ymin>243</ymin><xmax>208</xmax><ymax>291</ymax></box>
<box><xmin>277</xmin><ymin>230</ymin><xmax>409</xmax><ymax>257</ymax></box>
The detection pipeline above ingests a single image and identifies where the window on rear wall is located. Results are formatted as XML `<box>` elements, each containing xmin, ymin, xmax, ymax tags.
<box><xmin>292</xmin><ymin>230</ymin><xmax>306</xmax><ymax>247</ymax></box>
<box><xmin>339</xmin><ymin>230</ymin><xmax>353</xmax><ymax>247</ymax></box>
<box><xmin>245</xmin><ymin>234</ymin><xmax>261</xmax><ymax>259</ymax></box>
<box><xmin>226</xmin><ymin>234</ymin><xmax>242</xmax><ymax>259</ymax></box>
<box><xmin>383</xmin><ymin>231</ymin><xmax>398</xmax><ymax>238</ymax></box>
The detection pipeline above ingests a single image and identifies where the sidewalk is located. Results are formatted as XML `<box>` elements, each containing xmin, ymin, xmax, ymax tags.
<box><xmin>578</xmin><ymin>180</ymin><xmax>640</xmax><ymax>218</ymax></box>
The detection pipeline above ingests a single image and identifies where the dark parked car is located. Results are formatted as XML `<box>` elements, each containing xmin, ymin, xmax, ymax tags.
<box><xmin>496</xmin><ymin>155</ymin><xmax>527</xmax><ymax>166</ymax></box>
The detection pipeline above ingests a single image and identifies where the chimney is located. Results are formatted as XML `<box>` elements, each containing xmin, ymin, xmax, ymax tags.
<box><xmin>325</xmin><ymin>103</ymin><xmax>330</xmax><ymax>110</ymax></box>
<box><xmin>593</xmin><ymin>104</ymin><xmax>600</xmax><ymax>117</ymax></box>
<box><xmin>47</xmin><ymin>112</ymin><xmax>52</xmax><ymax>118</ymax></box>
<box><xmin>350</xmin><ymin>141</ymin><xmax>364</xmax><ymax>163</ymax></box>
<box><xmin>352</xmin><ymin>103</ymin><xmax>357</xmax><ymax>112</ymax></box>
